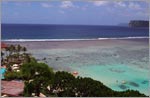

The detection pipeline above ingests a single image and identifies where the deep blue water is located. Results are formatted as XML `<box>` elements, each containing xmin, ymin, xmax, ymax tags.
<box><xmin>1</xmin><ymin>24</ymin><xmax>149</xmax><ymax>40</ymax></box>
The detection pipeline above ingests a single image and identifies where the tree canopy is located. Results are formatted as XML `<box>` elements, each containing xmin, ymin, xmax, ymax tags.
<box><xmin>20</xmin><ymin>62</ymin><xmax>54</xmax><ymax>96</ymax></box>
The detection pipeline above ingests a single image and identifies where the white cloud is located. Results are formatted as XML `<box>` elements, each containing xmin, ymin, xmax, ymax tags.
<box><xmin>93</xmin><ymin>1</ymin><xmax>109</xmax><ymax>6</ymax></box>
<box><xmin>128</xmin><ymin>2</ymin><xmax>141</xmax><ymax>10</ymax></box>
<box><xmin>60</xmin><ymin>1</ymin><xmax>74</xmax><ymax>8</ymax></box>
<box><xmin>116</xmin><ymin>2</ymin><xmax>126</xmax><ymax>7</ymax></box>
<box><xmin>41</xmin><ymin>3</ymin><xmax>52</xmax><ymax>8</ymax></box>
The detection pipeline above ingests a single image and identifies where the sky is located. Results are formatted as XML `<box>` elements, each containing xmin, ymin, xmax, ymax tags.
<box><xmin>2</xmin><ymin>1</ymin><xmax>149</xmax><ymax>25</ymax></box>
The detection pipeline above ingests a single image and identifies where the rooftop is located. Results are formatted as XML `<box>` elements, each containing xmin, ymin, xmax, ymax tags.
<box><xmin>1</xmin><ymin>42</ymin><xmax>7</xmax><ymax>49</ymax></box>
<box><xmin>1</xmin><ymin>80</ymin><xmax>24</xmax><ymax>97</ymax></box>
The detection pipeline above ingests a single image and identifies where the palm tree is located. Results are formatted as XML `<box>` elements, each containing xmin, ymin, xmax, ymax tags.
<box><xmin>24</xmin><ymin>53</ymin><xmax>31</xmax><ymax>63</ymax></box>
<box><xmin>9</xmin><ymin>45</ymin><xmax>16</xmax><ymax>56</ymax></box>
<box><xmin>5</xmin><ymin>46</ymin><xmax>10</xmax><ymax>57</ymax></box>
<box><xmin>6</xmin><ymin>45</ymin><xmax>16</xmax><ymax>62</ymax></box>
<box><xmin>15</xmin><ymin>44</ymin><xmax>22</xmax><ymax>61</ymax></box>
<box><xmin>16</xmin><ymin>44</ymin><xmax>22</xmax><ymax>54</ymax></box>
<box><xmin>22</xmin><ymin>47</ymin><xmax>27</xmax><ymax>54</ymax></box>
<box><xmin>1</xmin><ymin>52</ymin><xmax>4</xmax><ymax>64</ymax></box>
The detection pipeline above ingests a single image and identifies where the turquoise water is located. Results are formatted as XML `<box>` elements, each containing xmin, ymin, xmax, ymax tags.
<box><xmin>73</xmin><ymin>64</ymin><xmax>149</xmax><ymax>95</ymax></box>
<box><xmin>1</xmin><ymin>68</ymin><xmax>6</xmax><ymax>79</ymax></box>
<box><xmin>28</xmin><ymin>40</ymin><xmax>149</xmax><ymax>96</ymax></box>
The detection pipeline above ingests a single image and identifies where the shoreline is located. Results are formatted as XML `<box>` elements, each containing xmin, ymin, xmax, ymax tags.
<box><xmin>2</xmin><ymin>38</ymin><xmax>149</xmax><ymax>50</ymax></box>
<box><xmin>2</xmin><ymin>37</ymin><xmax>149</xmax><ymax>42</ymax></box>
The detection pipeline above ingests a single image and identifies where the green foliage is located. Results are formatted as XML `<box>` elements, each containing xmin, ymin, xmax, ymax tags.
<box><xmin>52</xmin><ymin>71</ymin><xmax>76</xmax><ymax>97</ymax></box>
<box><xmin>49</xmin><ymin>71</ymin><xmax>147</xmax><ymax>97</ymax></box>
<box><xmin>8</xmin><ymin>45</ymin><xmax>16</xmax><ymax>55</ymax></box>
<box><xmin>1</xmin><ymin>52</ymin><xmax>4</xmax><ymax>64</ymax></box>
<box><xmin>16</xmin><ymin>44</ymin><xmax>22</xmax><ymax>53</ymax></box>
<box><xmin>21</xmin><ymin>62</ymin><xmax>54</xmax><ymax>97</ymax></box>
<box><xmin>121</xmin><ymin>90</ymin><xmax>146</xmax><ymax>97</ymax></box>
<box><xmin>23</xmin><ymin>81</ymin><xmax>34</xmax><ymax>97</ymax></box>
<box><xmin>2</xmin><ymin>44</ymin><xmax>146</xmax><ymax>97</ymax></box>
<box><xmin>20</xmin><ymin>62</ymin><xmax>53</xmax><ymax>81</ymax></box>
<box><xmin>54</xmin><ymin>71</ymin><xmax>75</xmax><ymax>87</ymax></box>
<box><xmin>22</xmin><ymin>54</ymin><xmax>36</xmax><ymax>63</ymax></box>
<box><xmin>73</xmin><ymin>77</ymin><xmax>113</xmax><ymax>97</ymax></box>
<box><xmin>5</xmin><ymin>71</ymin><xmax>22</xmax><ymax>80</ymax></box>
<box><xmin>22</xmin><ymin>47</ymin><xmax>27</xmax><ymax>53</ymax></box>
<box><xmin>52</xmin><ymin>72</ymin><xmax>113</xmax><ymax>97</ymax></box>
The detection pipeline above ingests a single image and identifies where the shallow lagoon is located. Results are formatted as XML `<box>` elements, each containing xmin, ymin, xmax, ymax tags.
<box><xmin>74</xmin><ymin>64</ymin><xmax>149</xmax><ymax>95</ymax></box>
<box><xmin>15</xmin><ymin>39</ymin><xmax>149</xmax><ymax>95</ymax></box>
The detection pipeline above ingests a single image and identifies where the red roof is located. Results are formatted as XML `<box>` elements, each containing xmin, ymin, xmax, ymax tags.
<box><xmin>1</xmin><ymin>43</ymin><xmax>7</xmax><ymax>49</ymax></box>
<box><xmin>1</xmin><ymin>80</ymin><xmax>24</xmax><ymax>97</ymax></box>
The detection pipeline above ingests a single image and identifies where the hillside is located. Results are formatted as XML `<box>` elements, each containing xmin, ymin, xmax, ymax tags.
<box><xmin>129</xmin><ymin>20</ymin><xmax>149</xmax><ymax>27</ymax></box>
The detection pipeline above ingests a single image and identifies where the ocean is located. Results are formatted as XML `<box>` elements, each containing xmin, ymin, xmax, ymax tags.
<box><xmin>1</xmin><ymin>24</ymin><xmax>149</xmax><ymax>40</ymax></box>
<box><xmin>1</xmin><ymin>24</ymin><xmax>150</xmax><ymax>95</ymax></box>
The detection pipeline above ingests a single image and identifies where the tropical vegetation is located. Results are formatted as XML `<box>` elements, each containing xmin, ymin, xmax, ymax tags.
<box><xmin>1</xmin><ymin>44</ymin><xmax>147</xmax><ymax>97</ymax></box>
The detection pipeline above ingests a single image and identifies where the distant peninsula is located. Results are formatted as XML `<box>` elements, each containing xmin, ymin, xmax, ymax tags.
<box><xmin>129</xmin><ymin>20</ymin><xmax>149</xmax><ymax>27</ymax></box>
